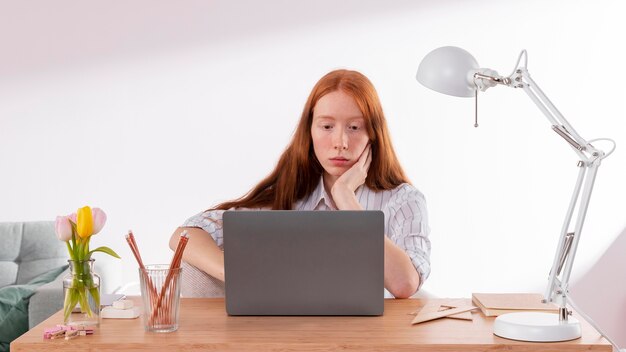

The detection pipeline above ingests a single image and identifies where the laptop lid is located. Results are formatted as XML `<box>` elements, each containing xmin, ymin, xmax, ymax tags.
<box><xmin>223</xmin><ymin>210</ymin><xmax>384</xmax><ymax>316</ymax></box>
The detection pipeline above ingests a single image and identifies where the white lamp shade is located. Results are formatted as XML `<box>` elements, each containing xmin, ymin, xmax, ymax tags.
<box><xmin>416</xmin><ymin>46</ymin><xmax>479</xmax><ymax>98</ymax></box>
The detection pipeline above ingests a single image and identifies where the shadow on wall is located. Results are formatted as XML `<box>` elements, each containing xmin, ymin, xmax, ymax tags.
<box><xmin>0</xmin><ymin>0</ymin><xmax>459</xmax><ymax>79</ymax></box>
<box><xmin>571</xmin><ymin>227</ymin><xmax>626</xmax><ymax>349</ymax></box>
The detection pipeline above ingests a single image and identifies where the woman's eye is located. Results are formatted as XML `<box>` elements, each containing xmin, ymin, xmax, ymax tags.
<box><xmin>349</xmin><ymin>125</ymin><xmax>360</xmax><ymax>131</ymax></box>
<box><xmin>322</xmin><ymin>125</ymin><xmax>333</xmax><ymax>130</ymax></box>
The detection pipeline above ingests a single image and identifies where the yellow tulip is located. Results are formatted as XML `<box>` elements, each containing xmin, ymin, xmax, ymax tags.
<box><xmin>76</xmin><ymin>206</ymin><xmax>94</xmax><ymax>238</ymax></box>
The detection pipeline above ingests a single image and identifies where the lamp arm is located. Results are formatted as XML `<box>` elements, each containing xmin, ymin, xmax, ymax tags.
<box><xmin>468</xmin><ymin>50</ymin><xmax>615</xmax><ymax>319</ymax></box>
<box><xmin>509</xmin><ymin>68</ymin><xmax>606</xmax><ymax>318</ymax></box>
<box><xmin>514</xmin><ymin>69</ymin><xmax>604</xmax><ymax>159</ymax></box>
<box><xmin>543</xmin><ymin>160</ymin><xmax>599</xmax><ymax>315</ymax></box>
<box><xmin>522</xmin><ymin>73</ymin><xmax>589</xmax><ymax>149</ymax></box>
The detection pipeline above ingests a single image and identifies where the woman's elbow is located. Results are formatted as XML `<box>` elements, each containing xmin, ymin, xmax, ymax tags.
<box><xmin>390</xmin><ymin>285</ymin><xmax>416</xmax><ymax>299</ymax></box>
<box><xmin>389</xmin><ymin>277</ymin><xmax>420</xmax><ymax>299</ymax></box>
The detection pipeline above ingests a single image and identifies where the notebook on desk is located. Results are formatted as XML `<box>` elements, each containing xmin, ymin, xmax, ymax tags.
<box><xmin>472</xmin><ymin>293</ymin><xmax>559</xmax><ymax>317</ymax></box>
<box><xmin>223</xmin><ymin>210</ymin><xmax>384</xmax><ymax>316</ymax></box>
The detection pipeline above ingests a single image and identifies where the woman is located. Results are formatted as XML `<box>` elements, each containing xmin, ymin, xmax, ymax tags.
<box><xmin>170</xmin><ymin>69</ymin><xmax>430</xmax><ymax>298</ymax></box>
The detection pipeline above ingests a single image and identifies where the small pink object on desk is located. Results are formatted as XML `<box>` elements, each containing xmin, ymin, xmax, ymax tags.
<box><xmin>43</xmin><ymin>324</ymin><xmax>95</xmax><ymax>340</ymax></box>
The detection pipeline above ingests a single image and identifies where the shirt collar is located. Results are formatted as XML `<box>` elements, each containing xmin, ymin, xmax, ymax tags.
<box><xmin>310</xmin><ymin>175</ymin><xmax>337</xmax><ymax>210</ymax></box>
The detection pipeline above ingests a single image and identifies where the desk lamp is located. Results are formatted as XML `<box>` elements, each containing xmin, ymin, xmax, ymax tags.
<box><xmin>416</xmin><ymin>46</ymin><xmax>615</xmax><ymax>342</ymax></box>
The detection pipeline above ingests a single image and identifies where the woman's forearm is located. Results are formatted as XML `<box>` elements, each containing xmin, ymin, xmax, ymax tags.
<box><xmin>383</xmin><ymin>237</ymin><xmax>420</xmax><ymax>298</ymax></box>
<box><xmin>331</xmin><ymin>186</ymin><xmax>420</xmax><ymax>298</ymax></box>
<box><xmin>170</xmin><ymin>227</ymin><xmax>225</xmax><ymax>282</ymax></box>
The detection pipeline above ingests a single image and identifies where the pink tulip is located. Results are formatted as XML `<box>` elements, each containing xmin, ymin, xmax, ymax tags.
<box><xmin>92</xmin><ymin>207</ymin><xmax>107</xmax><ymax>235</ymax></box>
<box><xmin>68</xmin><ymin>212</ymin><xmax>77</xmax><ymax>224</ymax></box>
<box><xmin>55</xmin><ymin>216</ymin><xmax>73</xmax><ymax>242</ymax></box>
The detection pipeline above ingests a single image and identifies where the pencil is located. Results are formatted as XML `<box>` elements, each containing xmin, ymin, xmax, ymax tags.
<box><xmin>125</xmin><ymin>230</ymin><xmax>159</xmax><ymax>318</ymax></box>
<box><xmin>150</xmin><ymin>230</ymin><xmax>189</xmax><ymax>325</ymax></box>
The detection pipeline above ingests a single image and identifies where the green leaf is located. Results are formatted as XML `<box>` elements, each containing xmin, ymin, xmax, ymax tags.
<box><xmin>89</xmin><ymin>287</ymin><xmax>101</xmax><ymax>309</ymax></box>
<box><xmin>64</xmin><ymin>288</ymin><xmax>79</xmax><ymax>322</ymax></box>
<box><xmin>66</xmin><ymin>241</ymin><xmax>75</xmax><ymax>261</ymax></box>
<box><xmin>88</xmin><ymin>246</ymin><xmax>121</xmax><ymax>259</ymax></box>
<box><xmin>77</xmin><ymin>288</ymin><xmax>91</xmax><ymax>317</ymax></box>
<box><xmin>83</xmin><ymin>238</ymin><xmax>90</xmax><ymax>258</ymax></box>
<box><xmin>76</xmin><ymin>241</ymin><xmax>83</xmax><ymax>261</ymax></box>
<box><xmin>71</xmin><ymin>227</ymin><xmax>77</xmax><ymax>259</ymax></box>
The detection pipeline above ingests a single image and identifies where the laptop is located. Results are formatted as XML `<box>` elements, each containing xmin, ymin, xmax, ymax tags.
<box><xmin>223</xmin><ymin>210</ymin><xmax>384</xmax><ymax>316</ymax></box>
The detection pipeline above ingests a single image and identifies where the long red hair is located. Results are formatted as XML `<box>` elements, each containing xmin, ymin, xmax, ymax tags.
<box><xmin>213</xmin><ymin>69</ymin><xmax>409</xmax><ymax>210</ymax></box>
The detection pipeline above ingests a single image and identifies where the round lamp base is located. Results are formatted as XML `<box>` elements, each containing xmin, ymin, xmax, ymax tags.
<box><xmin>494</xmin><ymin>312</ymin><xmax>581</xmax><ymax>342</ymax></box>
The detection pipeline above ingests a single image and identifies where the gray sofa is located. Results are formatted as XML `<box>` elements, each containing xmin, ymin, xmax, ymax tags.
<box><xmin>1</xmin><ymin>221</ymin><xmax>120</xmax><ymax>333</ymax></box>
<box><xmin>0</xmin><ymin>221</ymin><xmax>94</xmax><ymax>328</ymax></box>
<box><xmin>0</xmin><ymin>221</ymin><xmax>70</xmax><ymax>328</ymax></box>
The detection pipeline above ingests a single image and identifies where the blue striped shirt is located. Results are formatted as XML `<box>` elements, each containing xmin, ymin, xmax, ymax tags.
<box><xmin>182</xmin><ymin>176</ymin><xmax>431</xmax><ymax>295</ymax></box>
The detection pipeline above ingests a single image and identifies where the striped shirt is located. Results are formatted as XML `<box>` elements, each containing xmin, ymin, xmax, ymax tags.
<box><xmin>182</xmin><ymin>176</ymin><xmax>431</xmax><ymax>296</ymax></box>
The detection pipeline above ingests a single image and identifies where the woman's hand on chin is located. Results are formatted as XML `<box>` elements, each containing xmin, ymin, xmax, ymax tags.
<box><xmin>331</xmin><ymin>145</ymin><xmax>371</xmax><ymax>209</ymax></box>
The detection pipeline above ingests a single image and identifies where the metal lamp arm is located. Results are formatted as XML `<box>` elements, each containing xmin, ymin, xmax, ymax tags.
<box><xmin>474</xmin><ymin>58</ymin><xmax>611</xmax><ymax>318</ymax></box>
<box><xmin>513</xmin><ymin>71</ymin><xmax>604</xmax><ymax>313</ymax></box>
<box><xmin>516</xmin><ymin>70</ymin><xmax>602</xmax><ymax>161</ymax></box>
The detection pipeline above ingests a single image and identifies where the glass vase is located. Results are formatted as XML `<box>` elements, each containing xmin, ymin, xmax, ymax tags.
<box><xmin>63</xmin><ymin>259</ymin><xmax>101</xmax><ymax>327</ymax></box>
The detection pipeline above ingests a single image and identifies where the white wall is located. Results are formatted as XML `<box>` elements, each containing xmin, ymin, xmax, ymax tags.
<box><xmin>1</xmin><ymin>0</ymin><xmax>625</xmax><ymax>304</ymax></box>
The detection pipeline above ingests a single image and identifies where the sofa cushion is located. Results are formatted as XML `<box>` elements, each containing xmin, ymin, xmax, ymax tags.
<box><xmin>0</xmin><ymin>263</ymin><xmax>18</xmax><ymax>289</ymax></box>
<box><xmin>0</xmin><ymin>222</ymin><xmax>67</xmax><ymax>287</ymax></box>
<box><xmin>16</xmin><ymin>222</ymin><xmax>67</xmax><ymax>284</ymax></box>
<box><xmin>0</xmin><ymin>223</ymin><xmax>21</xmax><ymax>262</ymax></box>
<box><xmin>0</xmin><ymin>223</ymin><xmax>22</xmax><ymax>288</ymax></box>
<box><xmin>28</xmin><ymin>268</ymin><xmax>68</xmax><ymax>329</ymax></box>
<box><xmin>0</xmin><ymin>265</ymin><xmax>67</xmax><ymax>352</ymax></box>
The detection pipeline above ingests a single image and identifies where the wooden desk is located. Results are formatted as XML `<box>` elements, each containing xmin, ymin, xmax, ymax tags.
<box><xmin>11</xmin><ymin>298</ymin><xmax>610</xmax><ymax>351</ymax></box>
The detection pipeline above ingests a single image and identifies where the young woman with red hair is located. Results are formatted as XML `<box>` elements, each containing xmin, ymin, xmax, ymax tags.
<box><xmin>170</xmin><ymin>69</ymin><xmax>430</xmax><ymax>298</ymax></box>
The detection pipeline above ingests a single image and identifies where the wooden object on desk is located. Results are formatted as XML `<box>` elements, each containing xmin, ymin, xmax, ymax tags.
<box><xmin>411</xmin><ymin>305</ymin><xmax>478</xmax><ymax>324</ymax></box>
<box><xmin>11</xmin><ymin>298</ymin><xmax>610</xmax><ymax>351</ymax></box>
<box><xmin>411</xmin><ymin>299</ymin><xmax>474</xmax><ymax>321</ymax></box>
<box><xmin>440</xmin><ymin>303</ymin><xmax>473</xmax><ymax>320</ymax></box>
<box><xmin>472</xmin><ymin>293</ymin><xmax>559</xmax><ymax>317</ymax></box>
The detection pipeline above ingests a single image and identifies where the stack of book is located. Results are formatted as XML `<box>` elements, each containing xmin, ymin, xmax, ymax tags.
<box><xmin>471</xmin><ymin>293</ymin><xmax>558</xmax><ymax>317</ymax></box>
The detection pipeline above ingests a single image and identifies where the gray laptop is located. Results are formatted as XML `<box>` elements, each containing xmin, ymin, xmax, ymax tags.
<box><xmin>223</xmin><ymin>210</ymin><xmax>384</xmax><ymax>316</ymax></box>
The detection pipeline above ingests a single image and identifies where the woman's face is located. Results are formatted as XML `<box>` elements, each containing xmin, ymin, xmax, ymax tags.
<box><xmin>311</xmin><ymin>90</ymin><xmax>370</xmax><ymax>181</ymax></box>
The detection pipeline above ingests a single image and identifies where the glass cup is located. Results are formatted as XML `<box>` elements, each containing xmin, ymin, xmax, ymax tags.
<box><xmin>138</xmin><ymin>264</ymin><xmax>182</xmax><ymax>332</ymax></box>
